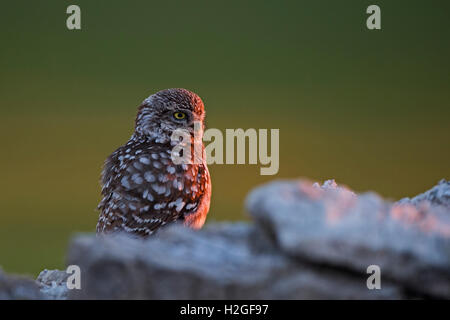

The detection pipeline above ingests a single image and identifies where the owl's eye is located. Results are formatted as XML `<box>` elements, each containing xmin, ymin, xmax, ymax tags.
<box><xmin>173</xmin><ymin>112</ymin><xmax>186</xmax><ymax>120</ymax></box>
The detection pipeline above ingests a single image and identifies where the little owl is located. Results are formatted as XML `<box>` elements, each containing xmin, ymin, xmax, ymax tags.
<box><xmin>97</xmin><ymin>88</ymin><xmax>211</xmax><ymax>237</ymax></box>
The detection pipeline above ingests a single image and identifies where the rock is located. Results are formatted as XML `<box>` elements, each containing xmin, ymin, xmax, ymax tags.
<box><xmin>36</xmin><ymin>269</ymin><xmax>70</xmax><ymax>300</ymax></box>
<box><xmin>0</xmin><ymin>268</ymin><xmax>43</xmax><ymax>300</ymax></box>
<box><xmin>398</xmin><ymin>179</ymin><xmax>450</xmax><ymax>209</ymax></box>
<box><xmin>3</xmin><ymin>178</ymin><xmax>449</xmax><ymax>299</ymax></box>
<box><xmin>66</xmin><ymin>223</ymin><xmax>404</xmax><ymax>299</ymax></box>
<box><xmin>246</xmin><ymin>179</ymin><xmax>450</xmax><ymax>298</ymax></box>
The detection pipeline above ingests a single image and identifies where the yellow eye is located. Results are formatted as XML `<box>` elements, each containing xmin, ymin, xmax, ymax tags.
<box><xmin>173</xmin><ymin>112</ymin><xmax>186</xmax><ymax>120</ymax></box>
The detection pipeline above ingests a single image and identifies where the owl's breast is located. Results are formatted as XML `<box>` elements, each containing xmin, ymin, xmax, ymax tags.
<box><xmin>182</xmin><ymin>162</ymin><xmax>211</xmax><ymax>229</ymax></box>
<box><xmin>98</xmin><ymin>140</ymin><xmax>211</xmax><ymax>235</ymax></box>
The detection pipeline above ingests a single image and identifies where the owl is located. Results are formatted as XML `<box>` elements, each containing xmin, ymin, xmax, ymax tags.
<box><xmin>96</xmin><ymin>88</ymin><xmax>211</xmax><ymax>237</ymax></box>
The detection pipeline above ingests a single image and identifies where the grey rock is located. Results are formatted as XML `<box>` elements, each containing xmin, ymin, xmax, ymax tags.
<box><xmin>3</xmin><ymin>178</ymin><xmax>449</xmax><ymax>299</ymax></box>
<box><xmin>246</xmin><ymin>179</ymin><xmax>450</xmax><ymax>298</ymax></box>
<box><xmin>36</xmin><ymin>269</ymin><xmax>70</xmax><ymax>300</ymax></box>
<box><xmin>0</xmin><ymin>268</ymin><xmax>43</xmax><ymax>300</ymax></box>
<box><xmin>66</xmin><ymin>223</ymin><xmax>404</xmax><ymax>299</ymax></box>
<box><xmin>398</xmin><ymin>179</ymin><xmax>450</xmax><ymax>209</ymax></box>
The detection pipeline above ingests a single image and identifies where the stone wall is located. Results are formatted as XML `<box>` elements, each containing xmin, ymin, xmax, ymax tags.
<box><xmin>1</xmin><ymin>179</ymin><xmax>449</xmax><ymax>299</ymax></box>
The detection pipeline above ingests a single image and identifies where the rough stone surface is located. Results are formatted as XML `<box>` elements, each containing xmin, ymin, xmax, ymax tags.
<box><xmin>0</xmin><ymin>268</ymin><xmax>43</xmax><ymax>300</ymax></box>
<box><xmin>398</xmin><ymin>179</ymin><xmax>450</xmax><ymax>209</ymax></box>
<box><xmin>4</xmin><ymin>178</ymin><xmax>449</xmax><ymax>299</ymax></box>
<box><xmin>36</xmin><ymin>269</ymin><xmax>69</xmax><ymax>300</ymax></box>
<box><xmin>246</xmin><ymin>179</ymin><xmax>450</xmax><ymax>298</ymax></box>
<box><xmin>66</xmin><ymin>224</ymin><xmax>404</xmax><ymax>299</ymax></box>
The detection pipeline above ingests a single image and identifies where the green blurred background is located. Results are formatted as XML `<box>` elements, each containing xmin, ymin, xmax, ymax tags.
<box><xmin>0</xmin><ymin>0</ymin><xmax>449</xmax><ymax>276</ymax></box>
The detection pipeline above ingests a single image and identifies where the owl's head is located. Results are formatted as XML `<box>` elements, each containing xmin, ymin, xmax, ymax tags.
<box><xmin>134</xmin><ymin>88</ymin><xmax>206</xmax><ymax>142</ymax></box>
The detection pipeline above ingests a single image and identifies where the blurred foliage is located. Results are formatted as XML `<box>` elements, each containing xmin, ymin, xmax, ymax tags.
<box><xmin>0</xmin><ymin>0</ymin><xmax>449</xmax><ymax>275</ymax></box>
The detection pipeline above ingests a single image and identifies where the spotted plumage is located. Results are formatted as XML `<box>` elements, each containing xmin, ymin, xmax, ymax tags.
<box><xmin>97</xmin><ymin>88</ymin><xmax>211</xmax><ymax>237</ymax></box>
